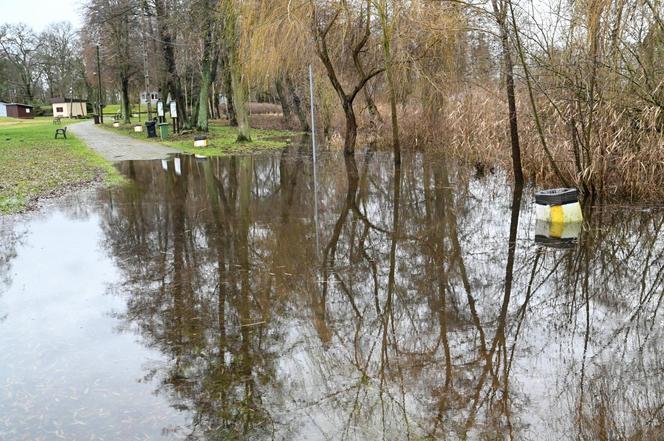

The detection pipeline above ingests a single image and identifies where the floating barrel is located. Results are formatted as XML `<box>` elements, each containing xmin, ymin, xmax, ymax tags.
<box><xmin>535</xmin><ymin>188</ymin><xmax>583</xmax><ymax>223</ymax></box>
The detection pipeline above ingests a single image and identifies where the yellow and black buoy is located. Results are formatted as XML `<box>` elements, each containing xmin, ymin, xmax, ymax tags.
<box><xmin>535</xmin><ymin>188</ymin><xmax>583</xmax><ymax>223</ymax></box>
<box><xmin>194</xmin><ymin>135</ymin><xmax>208</xmax><ymax>148</ymax></box>
<box><xmin>534</xmin><ymin>188</ymin><xmax>582</xmax><ymax>248</ymax></box>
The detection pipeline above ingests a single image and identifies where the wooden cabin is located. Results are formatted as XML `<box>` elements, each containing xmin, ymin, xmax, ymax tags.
<box><xmin>6</xmin><ymin>103</ymin><xmax>34</xmax><ymax>119</ymax></box>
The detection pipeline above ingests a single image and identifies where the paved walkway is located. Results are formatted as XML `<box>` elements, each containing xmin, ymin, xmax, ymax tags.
<box><xmin>69</xmin><ymin>121</ymin><xmax>179</xmax><ymax>162</ymax></box>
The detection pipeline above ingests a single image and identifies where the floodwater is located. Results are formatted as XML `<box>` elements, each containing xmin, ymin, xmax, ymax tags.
<box><xmin>1</xmin><ymin>146</ymin><xmax>663</xmax><ymax>440</ymax></box>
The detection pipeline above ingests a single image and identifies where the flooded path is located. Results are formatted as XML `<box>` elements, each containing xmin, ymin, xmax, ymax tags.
<box><xmin>1</xmin><ymin>147</ymin><xmax>663</xmax><ymax>440</ymax></box>
<box><xmin>69</xmin><ymin>121</ymin><xmax>178</xmax><ymax>161</ymax></box>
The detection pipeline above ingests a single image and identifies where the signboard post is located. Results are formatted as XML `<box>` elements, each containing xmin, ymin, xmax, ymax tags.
<box><xmin>157</xmin><ymin>101</ymin><xmax>164</xmax><ymax>123</ymax></box>
<box><xmin>170</xmin><ymin>101</ymin><xmax>178</xmax><ymax>133</ymax></box>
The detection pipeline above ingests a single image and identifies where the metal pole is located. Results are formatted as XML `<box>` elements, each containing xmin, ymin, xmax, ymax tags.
<box><xmin>309</xmin><ymin>64</ymin><xmax>320</xmax><ymax>256</ymax></box>
<box><xmin>309</xmin><ymin>64</ymin><xmax>317</xmax><ymax>157</ymax></box>
<box><xmin>96</xmin><ymin>44</ymin><xmax>103</xmax><ymax>123</ymax></box>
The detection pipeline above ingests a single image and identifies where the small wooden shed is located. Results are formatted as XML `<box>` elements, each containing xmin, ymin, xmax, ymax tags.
<box><xmin>6</xmin><ymin>103</ymin><xmax>34</xmax><ymax>119</ymax></box>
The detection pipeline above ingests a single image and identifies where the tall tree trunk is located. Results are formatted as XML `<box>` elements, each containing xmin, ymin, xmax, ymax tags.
<box><xmin>196</xmin><ymin>3</ymin><xmax>214</xmax><ymax>132</ymax></box>
<box><xmin>212</xmin><ymin>82</ymin><xmax>221</xmax><ymax>119</ymax></box>
<box><xmin>121</xmin><ymin>74</ymin><xmax>131</xmax><ymax>123</ymax></box>
<box><xmin>492</xmin><ymin>0</ymin><xmax>524</xmax><ymax>186</ymax></box>
<box><xmin>223</xmin><ymin>0</ymin><xmax>251</xmax><ymax>142</ymax></box>
<box><xmin>342</xmin><ymin>101</ymin><xmax>358</xmax><ymax>154</ymax></box>
<box><xmin>190</xmin><ymin>95</ymin><xmax>199</xmax><ymax>128</ymax></box>
<box><xmin>275</xmin><ymin>76</ymin><xmax>292</xmax><ymax>127</ymax></box>
<box><xmin>155</xmin><ymin>0</ymin><xmax>187</xmax><ymax>129</ymax></box>
<box><xmin>355</xmin><ymin>0</ymin><xmax>383</xmax><ymax>135</ymax></box>
<box><xmin>197</xmin><ymin>66</ymin><xmax>212</xmax><ymax>131</ymax></box>
<box><xmin>378</xmin><ymin>0</ymin><xmax>400</xmax><ymax>163</ymax></box>
<box><xmin>209</xmin><ymin>45</ymin><xmax>221</xmax><ymax>120</ymax></box>
<box><xmin>230</xmin><ymin>62</ymin><xmax>251</xmax><ymax>141</ymax></box>
<box><xmin>221</xmin><ymin>55</ymin><xmax>237</xmax><ymax>126</ymax></box>
<box><xmin>286</xmin><ymin>75</ymin><xmax>309</xmax><ymax>131</ymax></box>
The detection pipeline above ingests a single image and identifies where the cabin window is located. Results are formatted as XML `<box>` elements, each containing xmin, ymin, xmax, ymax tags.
<box><xmin>56</xmin><ymin>107</ymin><xmax>63</xmax><ymax>112</ymax></box>
<box><xmin>25</xmin><ymin>108</ymin><xmax>30</xmax><ymax>113</ymax></box>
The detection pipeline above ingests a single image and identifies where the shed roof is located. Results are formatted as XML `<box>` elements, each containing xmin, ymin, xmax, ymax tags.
<box><xmin>6</xmin><ymin>103</ymin><xmax>33</xmax><ymax>107</ymax></box>
<box><xmin>51</xmin><ymin>97</ymin><xmax>87</xmax><ymax>104</ymax></box>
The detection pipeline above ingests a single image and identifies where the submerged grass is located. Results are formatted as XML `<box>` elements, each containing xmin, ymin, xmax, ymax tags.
<box><xmin>0</xmin><ymin>117</ymin><xmax>122</xmax><ymax>214</ymax></box>
<box><xmin>103</xmin><ymin>119</ymin><xmax>296</xmax><ymax>156</ymax></box>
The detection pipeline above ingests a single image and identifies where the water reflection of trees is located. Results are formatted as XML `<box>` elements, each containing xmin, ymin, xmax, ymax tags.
<box><xmin>98</xmin><ymin>148</ymin><xmax>664</xmax><ymax>440</ymax></box>
<box><xmin>0</xmin><ymin>220</ymin><xmax>24</xmax><ymax>322</ymax></box>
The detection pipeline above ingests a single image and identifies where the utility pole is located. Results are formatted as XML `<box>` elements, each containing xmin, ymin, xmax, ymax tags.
<box><xmin>96</xmin><ymin>44</ymin><xmax>104</xmax><ymax>123</ymax></box>
<box><xmin>142</xmin><ymin>12</ymin><xmax>152</xmax><ymax>121</ymax></box>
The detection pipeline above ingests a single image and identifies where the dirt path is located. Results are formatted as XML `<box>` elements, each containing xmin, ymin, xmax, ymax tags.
<box><xmin>69</xmin><ymin>121</ymin><xmax>178</xmax><ymax>162</ymax></box>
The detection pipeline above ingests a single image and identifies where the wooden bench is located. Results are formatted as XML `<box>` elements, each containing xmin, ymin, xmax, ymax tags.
<box><xmin>55</xmin><ymin>126</ymin><xmax>67</xmax><ymax>139</ymax></box>
<box><xmin>53</xmin><ymin>117</ymin><xmax>62</xmax><ymax>124</ymax></box>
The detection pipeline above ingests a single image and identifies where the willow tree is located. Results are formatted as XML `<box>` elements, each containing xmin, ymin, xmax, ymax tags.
<box><xmin>222</xmin><ymin>0</ymin><xmax>251</xmax><ymax>141</ymax></box>
<box><xmin>244</xmin><ymin>0</ymin><xmax>312</xmax><ymax>132</ymax></box>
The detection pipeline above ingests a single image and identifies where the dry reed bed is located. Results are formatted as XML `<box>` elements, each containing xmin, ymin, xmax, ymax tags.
<box><xmin>393</xmin><ymin>89</ymin><xmax>664</xmax><ymax>202</ymax></box>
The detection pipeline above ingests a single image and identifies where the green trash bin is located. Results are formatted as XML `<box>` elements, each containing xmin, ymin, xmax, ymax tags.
<box><xmin>158</xmin><ymin>123</ymin><xmax>169</xmax><ymax>140</ymax></box>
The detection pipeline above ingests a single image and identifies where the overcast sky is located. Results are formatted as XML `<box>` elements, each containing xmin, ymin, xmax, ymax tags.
<box><xmin>0</xmin><ymin>0</ymin><xmax>83</xmax><ymax>31</ymax></box>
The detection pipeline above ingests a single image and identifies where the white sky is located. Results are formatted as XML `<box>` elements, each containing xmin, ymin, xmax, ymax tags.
<box><xmin>0</xmin><ymin>0</ymin><xmax>83</xmax><ymax>31</ymax></box>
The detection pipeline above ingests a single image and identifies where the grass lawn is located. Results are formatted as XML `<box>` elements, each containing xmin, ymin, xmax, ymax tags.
<box><xmin>101</xmin><ymin>103</ymin><xmax>148</xmax><ymax>117</ymax></box>
<box><xmin>103</xmin><ymin>118</ymin><xmax>297</xmax><ymax>156</ymax></box>
<box><xmin>0</xmin><ymin>117</ymin><xmax>122</xmax><ymax>214</ymax></box>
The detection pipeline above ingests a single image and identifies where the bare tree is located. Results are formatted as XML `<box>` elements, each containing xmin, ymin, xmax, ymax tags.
<box><xmin>85</xmin><ymin>0</ymin><xmax>141</xmax><ymax>123</ymax></box>
<box><xmin>310</xmin><ymin>1</ymin><xmax>384</xmax><ymax>156</ymax></box>
<box><xmin>491</xmin><ymin>0</ymin><xmax>524</xmax><ymax>186</ymax></box>
<box><xmin>0</xmin><ymin>23</ymin><xmax>41</xmax><ymax>103</ymax></box>
<box><xmin>38</xmin><ymin>22</ymin><xmax>86</xmax><ymax>99</ymax></box>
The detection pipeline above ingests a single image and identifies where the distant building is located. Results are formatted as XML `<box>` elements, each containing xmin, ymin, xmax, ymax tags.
<box><xmin>6</xmin><ymin>103</ymin><xmax>34</xmax><ymax>119</ymax></box>
<box><xmin>140</xmin><ymin>91</ymin><xmax>160</xmax><ymax>105</ymax></box>
<box><xmin>0</xmin><ymin>102</ymin><xmax>7</xmax><ymax>117</ymax></box>
<box><xmin>51</xmin><ymin>98</ymin><xmax>88</xmax><ymax>118</ymax></box>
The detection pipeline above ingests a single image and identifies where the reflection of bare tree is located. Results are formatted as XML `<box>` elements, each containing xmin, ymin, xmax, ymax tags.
<box><xmin>96</xmin><ymin>149</ymin><xmax>664</xmax><ymax>440</ymax></box>
<box><xmin>100</xmin><ymin>154</ymin><xmax>296</xmax><ymax>439</ymax></box>
<box><xmin>0</xmin><ymin>220</ymin><xmax>25</xmax><ymax>322</ymax></box>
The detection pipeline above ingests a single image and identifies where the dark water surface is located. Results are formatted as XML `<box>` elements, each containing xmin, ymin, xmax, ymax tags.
<box><xmin>1</xmin><ymin>147</ymin><xmax>663</xmax><ymax>440</ymax></box>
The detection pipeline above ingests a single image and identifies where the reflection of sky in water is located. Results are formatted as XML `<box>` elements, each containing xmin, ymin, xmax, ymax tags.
<box><xmin>0</xmin><ymin>149</ymin><xmax>662</xmax><ymax>440</ymax></box>
<box><xmin>0</xmin><ymin>208</ymin><xmax>186</xmax><ymax>440</ymax></box>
